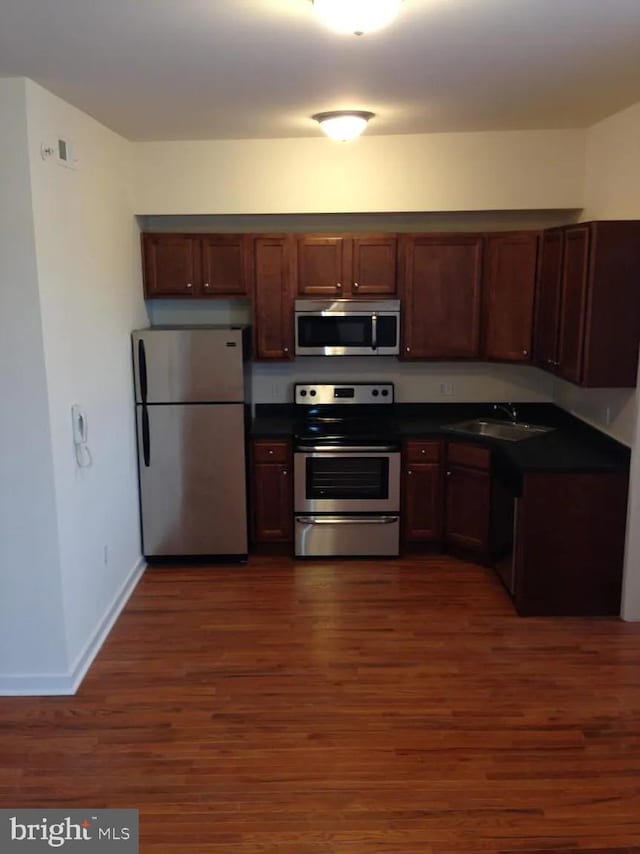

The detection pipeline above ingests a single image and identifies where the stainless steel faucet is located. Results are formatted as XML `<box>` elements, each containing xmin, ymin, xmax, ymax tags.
<box><xmin>493</xmin><ymin>402</ymin><xmax>518</xmax><ymax>422</ymax></box>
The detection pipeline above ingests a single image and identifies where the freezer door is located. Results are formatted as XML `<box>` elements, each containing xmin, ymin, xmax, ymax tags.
<box><xmin>137</xmin><ymin>403</ymin><xmax>248</xmax><ymax>556</ymax></box>
<box><xmin>133</xmin><ymin>328</ymin><xmax>245</xmax><ymax>403</ymax></box>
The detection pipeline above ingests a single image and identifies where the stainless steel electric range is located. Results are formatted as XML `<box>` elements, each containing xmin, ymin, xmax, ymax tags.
<box><xmin>293</xmin><ymin>383</ymin><xmax>400</xmax><ymax>558</ymax></box>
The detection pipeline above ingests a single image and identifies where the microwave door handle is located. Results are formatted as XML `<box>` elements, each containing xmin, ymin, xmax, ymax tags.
<box><xmin>371</xmin><ymin>313</ymin><xmax>378</xmax><ymax>351</ymax></box>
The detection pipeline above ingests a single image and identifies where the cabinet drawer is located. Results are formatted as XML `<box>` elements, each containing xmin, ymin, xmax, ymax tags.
<box><xmin>405</xmin><ymin>440</ymin><xmax>442</xmax><ymax>463</ymax></box>
<box><xmin>447</xmin><ymin>443</ymin><xmax>491</xmax><ymax>471</ymax></box>
<box><xmin>253</xmin><ymin>440</ymin><xmax>290</xmax><ymax>463</ymax></box>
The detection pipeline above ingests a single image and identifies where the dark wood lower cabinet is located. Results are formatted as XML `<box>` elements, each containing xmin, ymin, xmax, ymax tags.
<box><xmin>513</xmin><ymin>471</ymin><xmax>628</xmax><ymax>616</ymax></box>
<box><xmin>252</xmin><ymin>434</ymin><xmax>628</xmax><ymax>616</ymax></box>
<box><xmin>444</xmin><ymin>444</ymin><xmax>491</xmax><ymax>555</ymax></box>
<box><xmin>402</xmin><ymin>441</ymin><xmax>443</xmax><ymax>545</ymax></box>
<box><xmin>250</xmin><ymin>440</ymin><xmax>293</xmax><ymax>544</ymax></box>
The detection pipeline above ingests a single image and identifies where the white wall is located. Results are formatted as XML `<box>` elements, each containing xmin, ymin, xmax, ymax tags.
<box><xmin>0</xmin><ymin>79</ymin><xmax>68</xmax><ymax>688</ymax></box>
<box><xmin>581</xmin><ymin>101</ymin><xmax>640</xmax><ymax>619</ymax></box>
<box><xmin>623</xmin><ymin>361</ymin><xmax>640</xmax><ymax>621</ymax></box>
<box><xmin>23</xmin><ymin>80</ymin><xmax>149</xmax><ymax>678</ymax></box>
<box><xmin>252</xmin><ymin>360</ymin><xmax>553</xmax><ymax>405</ymax></box>
<box><xmin>133</xmin><ymin>129</ymin><xmax>585</xmax><ymax>215</ymax></box>
<box><xmin>552</xmin><ymin>381</ymin><xmax>636</xmax><ymax>447</ymax></box>
<box><xmin>583</xmin><ymin>102</ymin><xmax>640</xmax><ymax>221</ymax></box>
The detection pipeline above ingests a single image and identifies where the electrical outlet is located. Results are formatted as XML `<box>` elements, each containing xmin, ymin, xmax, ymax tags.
<box><xmin>440</xmin><ymin>382</ymin><xmax>454</xmax><ymax>396</ymax></box>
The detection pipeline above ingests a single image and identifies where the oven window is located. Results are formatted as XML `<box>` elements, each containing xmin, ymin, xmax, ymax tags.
<box><xmin>306</xmin><ymin>456</ymin><xmax>389</xmax><ymax>500</ymax></box>
<box><xmin>298</xmin><ymin>316</ymin><xmax>372</xmax><ymax>348</ymax></box>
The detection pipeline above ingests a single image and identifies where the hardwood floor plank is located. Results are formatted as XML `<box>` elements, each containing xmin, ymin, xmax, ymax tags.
<box><xmin>1</xmin><ymin>557</ymin><xmax>640</xmax><ymax>852</ymax></box>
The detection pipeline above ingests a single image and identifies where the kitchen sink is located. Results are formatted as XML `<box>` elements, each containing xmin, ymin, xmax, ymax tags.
<box><xmin>446</xmin><ymin>419</ymin><xmax>556</xmax><ymax>442</ymax></box>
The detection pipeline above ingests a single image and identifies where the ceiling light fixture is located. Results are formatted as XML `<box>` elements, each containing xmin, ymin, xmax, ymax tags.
<box><xmin>312</xmin><ymin>0</ymin><xmax>403</xmax><ymax>36</ymax></box>
<box><xmin>312</xmin><ymin>111</ymin><xmax>375</xmax><ymax>142</ymax></box>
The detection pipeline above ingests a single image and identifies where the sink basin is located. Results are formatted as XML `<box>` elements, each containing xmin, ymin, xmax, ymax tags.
<box><xmin>447</xmin><ymin>419</ymin><xmax>556</xmax><ymax>442</ymax></box>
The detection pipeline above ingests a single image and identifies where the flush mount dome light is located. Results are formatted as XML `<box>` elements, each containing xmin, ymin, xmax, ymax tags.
<box><xmin>312</xmin><ymin>110</ymin><xmax>375</xmax><ymax>142</ymax></box>
<box><xmin>312</xmin><ymin>0</ymin><xmax>403</xmax><ymax>35</ymax></box>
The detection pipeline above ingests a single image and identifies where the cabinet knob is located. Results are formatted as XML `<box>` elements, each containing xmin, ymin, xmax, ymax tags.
<box><xmin>204</xmin><ymin>282</ymin><xmax>210</xmax><ymax>289</ymax></box>
<box><xmin>421</xmin><ymin>449</ymin><xmax>426</xmax><ymax>454</ymax></box>
<box><xmin>406</xmin><ymin>346</ymin><xmax>411</xmax><ymax>353</ymax></box>
<box><xmin>282</xmin><ymin>470</ymin><xmax>288</xmax><ymax>476</ymax></box>
<box><xmin>407</xmin><ymin>469</ymin><xmax>413</xmax><ymax>475</ymax></box>
<box><xmin>353</xmin><ymin>282</ymin><xmax>359</xmax><ymax>289</ymax></box>
<box><xmin>336</xmin><ymin>282</ymin><xmax>342</xmax><ymax>289</ymax></box>
<box><xmin>268</xmin><ymin>449</ymin><xmax>274</xmax><ymax>455</ymax></box>
<box><xmin>186</xmin><ymin>282</ymin><xmax>193</xmax><ymax>289</ymax></box>
<box><xmin>283</xmin><ymin>347</ymin><xmax>289</xmax><ymax>354</ymax></box>
<box><xmin>446</xmin><ymin>471</ymin><xmax>452</xmax><ymax>477</ymax></box>
<box><xmin>523</xmin><ymin>349</ymin><xmax>528</xmax><ymax>356</ymax></box>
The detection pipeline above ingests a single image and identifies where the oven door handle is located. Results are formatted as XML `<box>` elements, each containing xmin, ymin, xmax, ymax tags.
<box><xmin>296</xmin><ymin>445</ymin><xmax>399</xmax><ymax>453</ymax></box>
<box><xmin>371</xmin><ymin>313</ymin><xmax>378</xmax><ymax>351</ymax></box>
<box><xmin>296</xmin><ymin>516</ymin><xmax>398</xmax><ymax>525</ymax></box>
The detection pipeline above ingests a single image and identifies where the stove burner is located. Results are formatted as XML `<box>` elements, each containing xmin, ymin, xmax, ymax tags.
<box><xmin>293</xmin><ymin>382</ymin><xmax>398</xmax><ymax>449</ymax></box>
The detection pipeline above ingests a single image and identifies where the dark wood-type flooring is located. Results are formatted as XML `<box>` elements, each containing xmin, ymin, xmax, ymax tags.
<box><xmin>2</xmin><ymin>556</ymin><xmax>640</xmax><ymax>853</ymax></box>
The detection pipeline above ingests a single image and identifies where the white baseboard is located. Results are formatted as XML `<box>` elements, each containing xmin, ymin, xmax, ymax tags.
<box><xmin>0</xmin><ymin>557</ymin><xmax>145</xmax><ymax>696</ymax></box>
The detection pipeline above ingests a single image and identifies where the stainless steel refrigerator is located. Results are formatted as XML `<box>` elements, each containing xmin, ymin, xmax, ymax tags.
<box><xmin>132</xmin><ymin>326</ymin><xmax>250</xmax><ymax>560</ymax></box>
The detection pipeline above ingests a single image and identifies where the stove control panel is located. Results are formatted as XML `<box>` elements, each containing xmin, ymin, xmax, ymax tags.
<box><xmin>295</xmin><ymin>383</ymin><xmax>395</xmax><ymax>405</ymax></box>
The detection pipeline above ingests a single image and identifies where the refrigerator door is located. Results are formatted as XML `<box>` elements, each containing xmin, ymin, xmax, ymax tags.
<box><xmin>133</xmin><ymin>328</ymin><xmax>245</xmax><ymax>403</ymax></box>
<box><xmin>137</xmin><ymin>403</ymin><xmax>248</xmax><ymax>556</ymax></box>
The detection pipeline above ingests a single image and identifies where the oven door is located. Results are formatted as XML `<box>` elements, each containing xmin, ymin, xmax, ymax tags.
<box><xmin>294</xmin><ymin>447</ymin><xmax>401</xmax><ymax>514</ymax></box>
<box><xmin>295</xmin><ymin>311</ymin><xmax>399</xmax><ymax>356</ymax></box>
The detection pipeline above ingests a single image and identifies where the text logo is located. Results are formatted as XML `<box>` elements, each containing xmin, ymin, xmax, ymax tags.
<box><xmin>1</xmin><ymin>811</ymin><xmax>138</xmax><ymax>852</ymax></box>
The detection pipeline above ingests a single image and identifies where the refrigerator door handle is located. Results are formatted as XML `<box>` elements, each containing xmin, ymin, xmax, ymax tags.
<box><xmin>142</xmin><ymin>405</ymin><xmax>151</xmax><ymax>467</ymax></box>
<box><xmin>138</xmin><ymin>338</ymin><xmax>148</xmax><ymax>402</ymax></box>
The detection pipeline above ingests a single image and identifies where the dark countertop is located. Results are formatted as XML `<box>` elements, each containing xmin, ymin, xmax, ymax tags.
<box><xmin>250</xmin><ymin>402</ymin><xmax>631</xmax><ymax>478</ymax></box>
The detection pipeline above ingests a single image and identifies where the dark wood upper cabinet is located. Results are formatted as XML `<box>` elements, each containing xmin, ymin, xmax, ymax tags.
<box><xmin>570</xmin><ymin>221</ymin><xmax>640</xmax><ymax>387</ymax></box>
<box><xmin>533</xmin><ymin>228</ymin><xmax>564</xmax><ymax>372</ymax></box>
<box><xmin>557</xmin><ymin>225</ymin><xmax>590</xmax><ymax>384</ymax></box>
<box><xmin>142</xmin><ymin>234</ymin><xmax>200</xmax><ymax>297</ymax></box>
<box><xmin>296</xmin><ymin>236</ymin><xmax>345</xmax><ymax>297</ymax></box>
<box><xmin>400</xmin><ymin>234</ymin><xmax>483</xmax><ymax>359</ymax></box>
<box><xmin>200</xmin><ymin>235</ymin><xmax>248</xmax><ymax>296</ymax></box>
<box><xmin>350</xmin><ymin>235</ymin><xmax>397</xmax><ymax>296</ymax></box>
<box><xmin>483</xmin><ymin>232</ymin><xmax>539</xmax><ymax>362</ymax></box>
<box><xmin>535</xmin><ymin>221</ymin><xmax>640</xmax><ymax>387</ymax></box>
<box><xmin>251</xmin><ymin>235</ymin><xmax>295</xmax><ymax>361</ymax></box>
<box><xmin>444</xmin><ymin>444</ymin><xmax>491</xmax><ymax>555</ymax></box>
<box><xmin>142</xmin><ymin>233</ymin><xmax>248</xmax><ymax>297</ymax></box>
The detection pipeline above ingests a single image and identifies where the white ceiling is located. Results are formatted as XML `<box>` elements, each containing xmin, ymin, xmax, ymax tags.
<box><xmin>2</xmin><ymin>0</ymin><xmax>640</xmax><ymax>141</ymax></box>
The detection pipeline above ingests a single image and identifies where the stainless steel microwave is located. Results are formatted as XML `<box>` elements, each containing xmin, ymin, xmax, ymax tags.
<box><xmin>295</xmin><ymin>299</ymin><xmax>400</xmax><ymax>356</ymax></box>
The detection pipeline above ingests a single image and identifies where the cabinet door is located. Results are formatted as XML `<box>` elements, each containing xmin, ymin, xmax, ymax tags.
<box><xmin>252</xmin><ymin>460</ymin><xmax>293</xmax><ymax>543</ymax></box>
<box><xmin>251</xmin><ymin>236</ymin><xmax>295</xmax><ymax>361</ymax></box>
<box><xmin>143</xmin><ymin>234</ymin><xmax>200</xmax><ymax>297</ymax></box>
<box><xmin>533</xmin><ymin>229</ymin><xmax>564</xmax><ymax>371</ymax></box>
<box><xmin>401</xmin><ymin>235</ymin><xmax>483</xmax><ymax>359</ymax></box>
<box><xmin>514</xmin><ymin>472</ymin><xmax>628</xmax><ymax>616</ymax></box>
<box><xmin>403</xmin><ymin>462</ymin><xmax>443</xmax><ymax>542</ymax></box>
<box><xmin>351</xmin><ymin>235</ymin><xmax>397</xmax><ymax>296</ymax></box>
<box><xmin>201</xmin><ymin>235</ymin><xmax>247</xmax><ymax>296</ymax></box>
<box><xmin>444</xmin><ymin>464</ymin><xmax>491</xmax><ymax>553</ymax></box>
<box><xmin>483</xmin><ymin>232</ymin><xmax>538</xmax><ymax>362</ymax></box>
<box><xmin>297</xmin><ymin>236</ymin><xmax>345</xmax><ymax>296</ymax></box>
<box><xmin>557</xmin><ymin>225</ymin><xmax>590</xmax><ymax>384</ymax></box>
